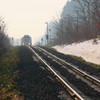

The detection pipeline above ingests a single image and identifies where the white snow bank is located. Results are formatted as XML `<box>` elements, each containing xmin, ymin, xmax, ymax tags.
<box><xmin>53</xmin><ymin>39</ymin><xmax>100</xmax><ymax>65</ymax></box>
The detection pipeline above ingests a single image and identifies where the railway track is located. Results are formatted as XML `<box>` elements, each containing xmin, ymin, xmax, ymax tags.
<box><xmin>36</xmin><ymin>46</ymin><xmax>100</xmax><ymax>87</ymax></box>
<box><xmin>30</xmin><ymin>46</ymin><xmax>100</xmax><ymax>99</ymax></box>
<box><xmin>28</xmin><ymin>46</ymin><xmax>84</xmax><ymax>100</ymax></box>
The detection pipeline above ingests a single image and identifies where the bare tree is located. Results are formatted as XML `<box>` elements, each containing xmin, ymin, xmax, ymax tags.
<box><xmin>47</xmin><ymin>0</ymin><xmax>100</xmax><ymax>46</ymax></box>
<box><xmin>0</xmin><ymin>18</ymin><xmax>10</xmax><ymax>55</ymax></box>
<box><xmin>76</xmin><ymin>0</ymin><xmax>100</xmax><ymax>38</ymax></box>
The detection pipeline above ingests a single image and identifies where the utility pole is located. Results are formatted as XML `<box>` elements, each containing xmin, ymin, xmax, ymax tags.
<box><xmin>41</xmin><ymin>38</ymin><xmax>43</xmax><ymax>46</ymax></box>
<box><xmin>76</xmin><ymin>10</ymin><xmax>79</xmax><ymax>42</ymax></box>
<box><xmin>45</xmin><ymin>22</ymin><xmax>49</xmax><ymax>45</ymax></box>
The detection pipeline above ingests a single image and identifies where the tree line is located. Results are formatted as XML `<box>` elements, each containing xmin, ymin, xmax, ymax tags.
<box><xmin>46</xmin><ymin>0</ymin><xmax>100</xmax><ymax>45</ymax></box>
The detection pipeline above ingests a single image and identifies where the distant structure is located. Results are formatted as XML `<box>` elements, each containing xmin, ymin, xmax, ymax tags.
<box><xmin>21</xmin><ymin>35</ymin><xmax>32</xmax><ymax>46</ymax></box>
<box><xmin>10</xmin><ymin>37</ymin><xmax>14</xmax><ymax>46</ymax></box>
<box><xmin>61</xmin><ymin>0</ymin><xmax>79</xmax><ymax>18</ymax></box>
<box><xmin>14</xmin><ymin>39</ymin><xmax>21</xmax><ymax>46</ymax></box>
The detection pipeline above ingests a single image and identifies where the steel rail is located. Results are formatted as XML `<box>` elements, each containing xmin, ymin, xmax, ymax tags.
<box><xmin>28</xmin><ymin>46</ymin><xmax>84</xmax><ymax>100</ymax></box>
<box><xmin>36</xmin><ymin>46</ymin><xmax>100</xmax><ymax>87</ymax></box>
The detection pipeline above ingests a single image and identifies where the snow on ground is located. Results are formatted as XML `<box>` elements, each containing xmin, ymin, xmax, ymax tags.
<box><xmin>53</xmin><ymin>39</ymin><xmax>100</xmax><ymax>65</ymax></box>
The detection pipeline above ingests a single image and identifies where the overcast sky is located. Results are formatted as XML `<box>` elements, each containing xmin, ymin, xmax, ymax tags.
<box><xmin>0</xmin><ymin>0</ymin><xmax>68</xmax><ymax>44</ymax></box>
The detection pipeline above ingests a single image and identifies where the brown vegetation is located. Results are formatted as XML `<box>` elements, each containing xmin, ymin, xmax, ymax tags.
<box><xmin>47</xmin><ymin>0</ymin><xmax>100</xmax><ymax>45</ymax></box>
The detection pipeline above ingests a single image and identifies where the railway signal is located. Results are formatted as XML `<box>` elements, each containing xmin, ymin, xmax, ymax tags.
<box><xmin>0</xmin><ymin>26</ymin><xmax>1</xmax><ymax>31</ymax></box>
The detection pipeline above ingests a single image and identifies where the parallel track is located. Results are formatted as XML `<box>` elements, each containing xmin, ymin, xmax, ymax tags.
<box><xmin>28</xmin><ymin>46</ymin><xmax>84</xmax><ymax>100</ymax></box>
<box><xmin>36</xmin><ymin>46</ymin><xmax>100</xmax><ymax>87</ymax></box>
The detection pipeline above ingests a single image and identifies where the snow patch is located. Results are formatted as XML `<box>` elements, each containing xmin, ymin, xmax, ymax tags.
<box><xmin>53</xmin><ymin>39</ymin><xmax>100</xmax><ymax>65</ymax></box>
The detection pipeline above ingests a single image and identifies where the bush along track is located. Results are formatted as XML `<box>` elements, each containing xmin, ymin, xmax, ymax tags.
<box><xmin>40</xmin><ymin>46</ymin><xmax>100</xmax><ymax>77</ymax></box>
<box><xmin>0</xmin><ymin>47</ymin><xmax>19</xmax><ymax>100</ymax></box>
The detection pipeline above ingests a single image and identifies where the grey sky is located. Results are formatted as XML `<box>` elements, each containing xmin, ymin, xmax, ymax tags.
<box><xmin>0</xmin><ymin>0</ymin><xmax>68</xmax><ymax>44</ymax></box>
